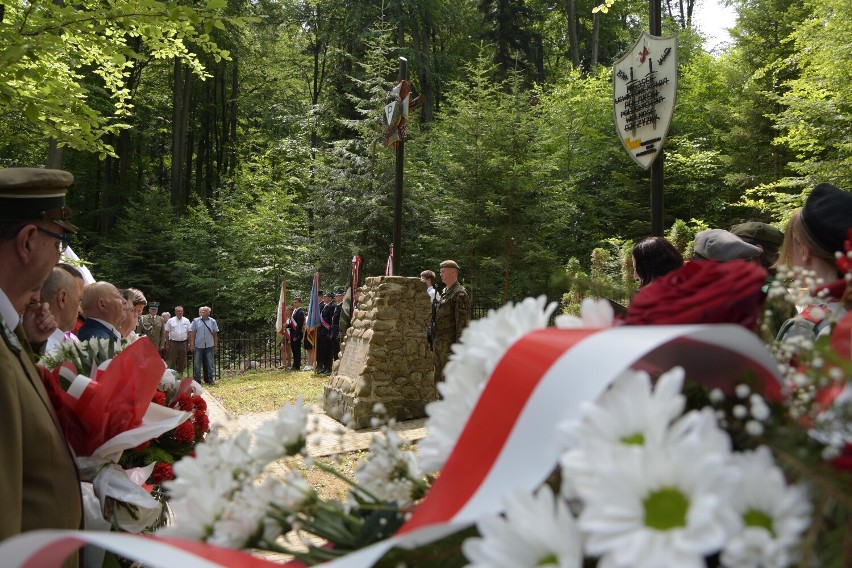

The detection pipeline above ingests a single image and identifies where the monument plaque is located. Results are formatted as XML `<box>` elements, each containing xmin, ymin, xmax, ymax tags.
<box><xmin>613</xmin><ymin>32</ymin><xmax>678</xmax><ymax>170</ymax></box>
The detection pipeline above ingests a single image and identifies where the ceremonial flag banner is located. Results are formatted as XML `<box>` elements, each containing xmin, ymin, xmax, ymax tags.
<box><xmin>305</xmin><ymin>272</ymin><xmax>320</xmax><ymax>348</ymax></box>
<box><xmin>274</xmin><ymin>280</ymin><xmax>287</xmax><ymax>343</ymax></box>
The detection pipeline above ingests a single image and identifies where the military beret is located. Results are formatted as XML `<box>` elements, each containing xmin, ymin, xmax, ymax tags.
<box><xmin>323</xmin><ymin>290</ymin><xmax>334</xmax><ymax>297</ymax></box>
<box><xmin>801</xmin><ymin>182</ymin><xmax>852</xmax><ymax>254</ymax></box>
<box><xmin>693</xmin><ymin>229</ymin><xmax>762</xmax><ymax>261</ymax></box>
<box><xmin>440</xmin><ymin>260</ymin><xmax>460</xmax><ymax>270</ymax></box>
<box><xmin>148</xmin><ymin>302</ymin><xmax>159</xmax><ymax>308</ymax></box>
<box><xmin>0</xmin><ymin>167</ymin><xmax>77</xmax><ymax>233</ymax></box>
<box><xmin>730</xmin><ymin>222</ymin><xmax>784</xmax><ymax>252</ymax></box>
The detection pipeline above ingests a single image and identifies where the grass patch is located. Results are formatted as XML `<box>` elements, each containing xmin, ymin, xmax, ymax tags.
<box><xmin>206</xmin><ymin>368</ymin><xmax>327</xmax><ymax>414</ymax></box>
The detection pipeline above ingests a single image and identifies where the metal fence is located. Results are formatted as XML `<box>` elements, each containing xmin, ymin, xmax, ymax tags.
<box><xmin>189</xmin><ymin>332</ymin><xmax>280</xmax><ymax>378</ymax></box>
<box><xmin>203</xmin><ymin>301</ymin><xmax>502</xmax><ymax>377</ymax></box>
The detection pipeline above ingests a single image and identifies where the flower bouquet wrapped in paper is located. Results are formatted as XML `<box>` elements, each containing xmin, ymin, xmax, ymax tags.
<box><xmin>120</xmin><ymin>372</ymin><xmax>210</xmax><ymax>487</ymax></box>
<box><xmin>38</xmin><ymin>337</ymin><xmax>191</xmax><ymax>533</ymax></box>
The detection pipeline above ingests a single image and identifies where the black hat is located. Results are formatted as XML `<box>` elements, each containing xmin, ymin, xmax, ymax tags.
<box><xmin>729</xmin><ymin>222</ymin><xmax>784</xmax><ymax>252</ymax></box>
<box><xmin>323</xmin><ymin>290</ymin><xmax>334</xmax><ymax>298</ymax></box>
<box><xmin>0</xmin><ymin>168</ymin><xmax>77</xmax><ymax>233</ymax></box>
<box><xmin>694</xmin><ymin>229</ymin><xmax>761</xmax><ymax>261</ymax></box>
<box><xmin>801</xmin><ymin>183</ymin><xmax>852</xmax><ymax>254</ymax></box>
<box><xmin>335</xmin><ymin>288</ymin><xmax>345</xmax><ymax>296</ymax></box>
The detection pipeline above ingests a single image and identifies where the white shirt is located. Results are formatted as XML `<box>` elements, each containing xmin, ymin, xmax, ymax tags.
<box><xmin>165</xmin><ymin>316</ymin><xmax>191</xmax><ymax>341</ymax></box>
<box><xmin>45</xmin><ymin>328</ymin><xmax>79</xmax><ymax>354</ymax></box>
<box><xmin>0</xmin><ymin>288</ymin><xmax>20</xmax><ymax>331</ymax></box>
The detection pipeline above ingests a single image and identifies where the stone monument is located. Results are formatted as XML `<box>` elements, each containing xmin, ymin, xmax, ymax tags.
<box><xmin>323</xmin><ymin>276</ymin><xmax>436</xmax><ymax>429</ymax></box>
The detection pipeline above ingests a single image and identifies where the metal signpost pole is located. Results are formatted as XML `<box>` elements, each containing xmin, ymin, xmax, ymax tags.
<box><xmin>649</xmin><ymin>0</ymin><xmax>664</xmax><ymax>236</ymax></box>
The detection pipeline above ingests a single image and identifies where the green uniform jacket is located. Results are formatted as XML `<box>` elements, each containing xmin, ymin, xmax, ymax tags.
<box><xmin>434</xmin><ymin>281</ymin><xmax>470</xmax><ymax>346</ymax></box>
<box><xmin>137</xmin><ymin>313</ymin><xmax>166</xmax><ymax>350</ymax></box>
<box><xmin>0</xmin><ymin>315</ymin><xmax>82</xmax><ymax>562</ymax></box>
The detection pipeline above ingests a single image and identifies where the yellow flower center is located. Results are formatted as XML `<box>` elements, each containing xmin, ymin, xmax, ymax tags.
<box><xmin>643</xmin><ymin>487</ymin><xmax>689</xmax><ymax>530</ymax></box>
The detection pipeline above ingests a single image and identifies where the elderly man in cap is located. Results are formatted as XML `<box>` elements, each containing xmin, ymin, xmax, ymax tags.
<box><xmin>0</xmin><ymin>168</ymin><xmax>82</xmax><ymax>556</ymax></box>
<box><xmin>730</xmin><ymin>221</ymin><xmax>784</xmax><ymax>273</ymax></box>
<box><xmin>137</xmin><ymin>301</ymin><xmax>167</xmax><ymax>357</ymax></box>
<box><xmin>433</xmin><ymin>260</ymin><xmax>470</xmax><ymax>384</ymax></box>
<box><xmin>692</xmin><ymin>229</ymin><xmax>762</xmax><ymax>262</ymax></box>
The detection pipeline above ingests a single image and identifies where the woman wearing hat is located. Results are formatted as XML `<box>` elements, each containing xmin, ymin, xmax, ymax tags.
<box><xmin>775</xmin><ymin>183</ymin><xmax>852</xmax><ymax>342</ymax></box>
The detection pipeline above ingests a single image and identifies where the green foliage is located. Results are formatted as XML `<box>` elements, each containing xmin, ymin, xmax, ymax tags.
<box><xmin>0</xmin><ymin>0</ymin><xmax>249</xmax><ymax>155</ymax></box>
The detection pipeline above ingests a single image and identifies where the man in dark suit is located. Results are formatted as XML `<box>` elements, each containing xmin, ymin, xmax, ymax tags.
<box><xmin>331</xmin><ymin>288</ymin><xmax>344</xmax><ymax>362</ymax></box>
<box><xmin>77</xmin><ymin>281</ymin><xmax>126</xmax><ymax>342</ymax></box>
<box><xmin>0</xmin><ymin>168</ymin><xmax>82</xmax><ymax>564</ymax></box>
<box><xmin>290</xmin><ymin>296</ymin><xmax>305</xmax><ymax>370</ymax></box>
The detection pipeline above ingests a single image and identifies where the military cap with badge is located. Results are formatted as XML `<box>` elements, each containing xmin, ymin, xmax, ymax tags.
<box><xmin>0</xmin><ymin>168</ymin><xmax>78</xmax><ymax>235</ymax></box>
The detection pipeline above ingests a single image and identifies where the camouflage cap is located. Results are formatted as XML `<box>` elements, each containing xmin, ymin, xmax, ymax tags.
<box><xmin>729</xmin><ymin>222</ymin><xmax>784</xmax><ymax>252</ymax></box>
<box><xmin>0</xmin><ymin>168</ymin><xmax>77</xmax><ymax>233</ymax></box>
<box><xmin>440</xmin><ymin>260</ymin><xmax>460</xmax><ymax>270</ymax></box>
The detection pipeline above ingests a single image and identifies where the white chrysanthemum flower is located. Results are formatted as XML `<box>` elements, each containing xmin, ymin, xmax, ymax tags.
<box><xmin>559</xmin><ymin>368</ymin><xmax>686</xmax><ymax>498</ymax></box>
<box><xmin>720</xmin><ymin>447</ymin><xmax>811</xmax><ymax>568</ymax></box>
<box><xmin>554</xmin><ymin>298</ymin><xmax>615</xmax><ymax>329</ymax></box>
<box><xmin>167</xmin><ymin>429</ymin><xmax>254</xmax><ymax>500</ymax></box>
<box><xmin>353</xmin><ymin>428</ymin><xmax>421</xmax><ymax>507</ymax></box>
<box><xmin>418</xmin><ymin>296</ymin><xmax>557</xmax><ymax>473</ymax></box>
<box><xmin>251</xmin><ymin>399</ymin><xmax>309</xmax><ymax>464</ymax></box>
<box><xmin>463</xmin><ymin>486</ymin><xmax>582</xmax><ymax>568</ymax></box>
<box><xmin>575</xmin><ymin>434</ymin><xmax>739</xmax><ymax>568</ymax></box>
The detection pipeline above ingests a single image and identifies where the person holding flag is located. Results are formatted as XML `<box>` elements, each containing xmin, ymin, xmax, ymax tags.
<box><xmin>274</xmin><ymin>280</ymin><xmax>292</xmax><ymax>369</ymax></box>
<box><xmin>304</xmin><ymin>272</ymin><xmax>321</xmax><ymax>371</ymax></box>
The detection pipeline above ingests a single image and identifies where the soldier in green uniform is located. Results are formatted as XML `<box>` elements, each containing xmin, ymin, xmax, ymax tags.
<box><xmin>137</xmin><ymin>301</ymin><xmax>167</xmax><ymax>358</ymax></box>
<box><xmin>433</xmin><ymin>259</ymin><xmax>470</xmax><ymax>384</ymax></box>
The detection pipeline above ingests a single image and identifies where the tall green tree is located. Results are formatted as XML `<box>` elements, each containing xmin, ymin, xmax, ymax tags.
<box><xmin>0</xmin><ymin>0</ymin><xmax>244</xmax><ymax>156</ymax></box>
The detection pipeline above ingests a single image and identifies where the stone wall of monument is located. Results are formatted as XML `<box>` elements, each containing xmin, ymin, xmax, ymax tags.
<box><xmin>323</xmin><ymin>276</ymin><xmax>436</xmax><ymax>429</ymax></box>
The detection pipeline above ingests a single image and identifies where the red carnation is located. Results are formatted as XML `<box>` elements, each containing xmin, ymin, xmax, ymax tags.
<box><xmin>152</xmin><ymin>391</ymin><xmax>167</xmax><ymax>406</ymax></box>
<box><xmin>177</xmin><ymin>393</ymin><xmax>194</xmax><ymax>411</ymax></box>
<box><xmin>624</xmin><ymin>260</ymin><xmax>767</xmax><ymax>330</ymax></box>
<box><xmin>194</xmin><ymin>412</ymin><xmax>210</xmax><ymax>434</ymax></box>
<box><xmin>174</xmin><ymin>420</ymin><xmax>196</xmax><ymax>443</ymax></box>
<box><xmin>149</xmin><ymin>462</ymin><xmax>175</xmax><ymax>484</ymax></box>
<box><xmin>193</xmin><ymin>396</ymin><xmax>207</xmax><ymax>412</ymax></box>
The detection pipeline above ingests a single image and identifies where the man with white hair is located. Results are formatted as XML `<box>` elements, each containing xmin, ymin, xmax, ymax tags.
<box><xmin>40</xmin><ymin>263</ymin><xmax>85</xmax><ymax>352</ymax></box>
<box><xmin>189</xmin><ymin>305</ymin><xmax>219</xmax><ymax>384</ymax></box>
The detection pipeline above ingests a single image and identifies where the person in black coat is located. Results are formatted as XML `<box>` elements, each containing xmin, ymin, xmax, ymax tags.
<box><xmin>317</xmin><ymin>291</ymin><xmax>335</xmax><ymax>374</ymax></box>
<box><xmin>289</xmin><ymin>297</ymin><xmax>305</xmax><ymax>370</ymax></box>
<box><xmin>330</xmin><ymin>289</ymin><xmax>344</xmax><ymax>362</ymax></box>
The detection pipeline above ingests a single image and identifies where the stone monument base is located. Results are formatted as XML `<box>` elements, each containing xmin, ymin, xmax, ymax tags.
<box><xmin>323</xmin><ymin>276</ymin><xmax>436</xmax><ymax>429</ymax></box>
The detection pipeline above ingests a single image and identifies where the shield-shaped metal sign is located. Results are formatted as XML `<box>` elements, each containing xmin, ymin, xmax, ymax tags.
<box><xmin>613</xmin><ymin>32</ymin><xmax>678</xmax><ymax>170</ymax></box>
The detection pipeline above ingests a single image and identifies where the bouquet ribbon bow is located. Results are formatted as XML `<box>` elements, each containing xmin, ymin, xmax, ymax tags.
<box><xmin>0</xmin><ymin>325</ymin><xmax>781</xmax><ymax>567</ymax></box>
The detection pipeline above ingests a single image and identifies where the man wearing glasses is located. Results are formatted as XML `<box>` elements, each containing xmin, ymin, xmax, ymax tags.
<box><xmin>0</xmin><ymin>168</ymin><xmax>82</xmax><ymax>557</ymax></box>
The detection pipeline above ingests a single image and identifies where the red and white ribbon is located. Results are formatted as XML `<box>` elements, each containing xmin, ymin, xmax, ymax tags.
<box><xmin>0</xmin><ymin>325</ymin><xmax>780</xmax><ymax>567</ymax></box>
